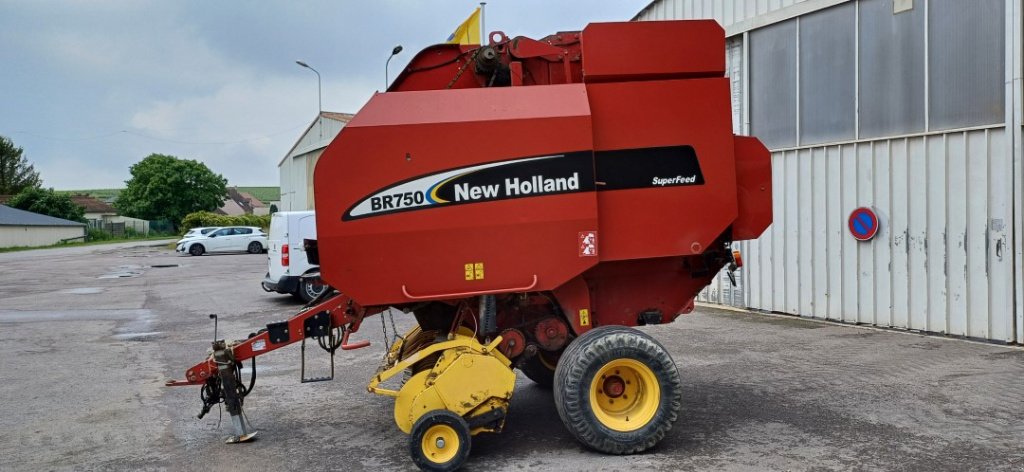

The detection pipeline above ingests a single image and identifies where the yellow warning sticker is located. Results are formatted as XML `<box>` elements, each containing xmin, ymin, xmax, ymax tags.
<box><xmin>465</xmin><ymin>262</ymin><xmax>485</xmax><ymax>281</ymax></box>
<box><xmin>579</xmin><ymin>308</ymin><xmax>590</xmax><ymax>327</ymax></box>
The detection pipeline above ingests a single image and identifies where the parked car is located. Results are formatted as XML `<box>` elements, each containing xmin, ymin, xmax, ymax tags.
<box><xmin>181</xmin><ymin>226</ymin><xmax>218</xmax><ymax>239</ymax></box>
<box><xmin>176</xmin><ymin>226</ymin><xmax>267</xmax><ymax>256</ymax></box>
<box><xmin>262</xmin><ymin>211</ymin><xmax>328</xmax><ymax>302</ymax></box>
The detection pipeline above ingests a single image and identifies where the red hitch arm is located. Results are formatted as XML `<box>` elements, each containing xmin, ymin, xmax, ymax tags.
<box><xmin>165</xmin><ymin>292</ymin><xmax>376</xmax><ymax>387</ymax></box>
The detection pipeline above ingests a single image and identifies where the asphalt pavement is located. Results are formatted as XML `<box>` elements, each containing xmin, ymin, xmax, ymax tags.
<box><xmin>0</xmin><ymin>242</ymin><xmax>1021</xmax><ymax>471</ymax></box>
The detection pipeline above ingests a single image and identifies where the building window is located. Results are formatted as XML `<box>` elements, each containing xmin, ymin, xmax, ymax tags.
<box><xmin>858</xmin><ymin>0</ymin><xmax>925</xmax><ymax>138</ymax></box>
<box><xmin>750</xmin><ymin>20</ymin><xmax>797</xmax><ymax>149</ymax></box>
<box><xmin>928</xmin><ymin>0</ymin><xmax>1005</xmax><ymax>130</ymax></box>
<box><xmin>799</xmin><ymin>2</ymin><xmax>856</xmax><ymax>145</ymax></box>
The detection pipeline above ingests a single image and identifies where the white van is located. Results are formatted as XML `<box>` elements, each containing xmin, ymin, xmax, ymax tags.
<box><xmin>261</xmin><ymin>211</ymin><xmax>328</xmax><ymax>302</ymax></box>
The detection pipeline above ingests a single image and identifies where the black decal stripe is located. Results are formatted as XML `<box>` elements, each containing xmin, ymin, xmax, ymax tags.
<box><xmin>594</xmin><ymin>145</ymin><xmax>704</xmax><ymax>190</ymax></box>
<box><xmin>342</xmin><ymin>145</ymin><xmax>705</xmax><ymax>221</ymax></box>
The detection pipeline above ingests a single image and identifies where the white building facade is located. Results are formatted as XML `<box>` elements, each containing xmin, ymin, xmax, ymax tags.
<box><xmin>635</xmin><ymin>0</ymin><xmax>1024</xmax><ymax>344</ymax></box>
<box><xmin>278</xmin><ymin>112</ymin><xmax>353</xmax><ymax>211</ymax></box>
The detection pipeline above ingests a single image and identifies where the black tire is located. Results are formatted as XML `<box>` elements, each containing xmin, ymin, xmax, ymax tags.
<box><xmin>247</xmin><ymin>242</ymin><xmax>263</xmax><ymax>254</ymax></box>
<box><xmin>409</xmin><ymin>410</ymin><xmax>471</xmax><ymax>472</ymax></box>
<box><xmin>553</xmin><ymin>326</ymin><xmax>682</xmax><ymax>455</ymax></box>
<box><xmin>297</xmin><ymin>276</ymin><xmax>327</xmax><ymax>303</ymax></box>
<box><xmin>520</xmin><ymin>350</ymin><xmax>559</xmax><ymax>388</ymax></box>
<box><xmin>188</xmin><ymin>244</ymin><xmax>205</xmax><ymax>256</ymax></box>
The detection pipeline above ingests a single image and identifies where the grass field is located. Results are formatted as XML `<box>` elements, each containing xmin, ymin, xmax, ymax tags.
<box><xmin>56</xmin><ymin>188</ymin><xmax>122</xmax><ymax>201</ymax></box>
<box><xmin>235</xmin><ymin>186</ymin><xmax>280</xmax><ymax>203</ymax></box>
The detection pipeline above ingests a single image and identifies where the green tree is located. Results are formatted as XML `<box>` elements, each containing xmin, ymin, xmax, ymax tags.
<box><xmin>8</xmin><ymin>187</ymin><xmax>86</xmax><ymax>223</ymax></box>
<box><xmin>0</xmin><ymin>135</ymin><xmax>42</xmax><ymax>194</ymax></box>
<box><xmin>115</xmin><ymin>154</ymin><xmax>227</xmax><ymax>229</ymax></box>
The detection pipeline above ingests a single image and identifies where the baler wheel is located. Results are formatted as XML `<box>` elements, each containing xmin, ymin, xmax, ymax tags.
<box><xmin>410</xmin><ymin>409</ymin><xmax>471</xmax><ymax>472</ymax></box>
<box><xmin>520</xmin><ymin>350</ymin><xmax>559</xmax><ymax>388</ymax></box>
<box><xmin>553</xmin><ymin>326</ymin><xmax>682</xmax><ymax>454</ymax></box>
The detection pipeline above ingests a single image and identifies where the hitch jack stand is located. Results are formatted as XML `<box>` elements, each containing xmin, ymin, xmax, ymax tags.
<box><xmin>213</xmin><ymin>341</ymin><xmax>258</xmax><ymax>444</ymax></box>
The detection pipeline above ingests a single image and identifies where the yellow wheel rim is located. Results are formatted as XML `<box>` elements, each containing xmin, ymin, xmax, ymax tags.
<box><xmin>421</xmin><ymin>424</ymin><xmax>460</xmax><ymax>464</ymax></box>
<box><xmin>589</xmin><ymin>358</ymin><xmax>661</xmax><ymax>432</ymax></box>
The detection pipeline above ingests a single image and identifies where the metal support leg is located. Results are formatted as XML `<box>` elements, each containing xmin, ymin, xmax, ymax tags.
<box><xmin>213</xmin><ymin>341</ymin><xmax>258</xmax><ymax>444</ymax></box>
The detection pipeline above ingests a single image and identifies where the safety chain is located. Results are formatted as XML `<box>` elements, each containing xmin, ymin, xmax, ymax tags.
<box><xmin>388</xmin><ymin>310</ymin><xmax>399</xmax><ymax>343</ymax></box>
<box><xmin>380</xmin><ymin>311</ymin><xmax>391</xmax><ymax>353</ymax></box>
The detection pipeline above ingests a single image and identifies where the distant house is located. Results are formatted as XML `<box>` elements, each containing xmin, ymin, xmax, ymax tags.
<box><xmin>217</xmin><ymin>187</ymin><xmax>269</xmax><ymax>216</ymax></box>
<box><xmin>279</xmin><ymin>111</ymin><xmax>354</xmax><ymax>211</ymax></box>
<box><xmin>71</xmin><ymin>195</ymin><xmax>117</xmax><ymax>222</ymax></box>
<box><xmin>244</xmin><ymin>191</ymin><xmax>270</xmax><ymax>216</ymax></box>
<box><xmin>0</xmin><ymin>204</ymin><xmax>86</xmax><ymax>248</ymax></box>
<box><xmin>67</xmin><ymin>194</ymin><xmax>151</xmax><ymax>235</ymax></box>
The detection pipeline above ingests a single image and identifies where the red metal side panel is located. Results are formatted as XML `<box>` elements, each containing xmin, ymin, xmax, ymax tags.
<box><xmin>389</xmin><ymin>44</ymin><xmax>481</xmax><ymax>92</ymax></box>
<box><xmin>586</xmin><ymin>77</ymin><xmax>738</xmax><ymax>261</ymax></box>
<box><xmin>315</xmin><ymin>85</ymin><xmax>599</xmax><ymax>306</ymax></box>
<box><xmin>732</xmin><ymin>136</ymin><xmax>773</xmax><ymax>240</ymax></box>
<box><xmin>581</xmin><ymin>20</ymin><xmax>725</xmax><ymax>83</ymax></box>
<box><xmin>584</xmin><ymin>256</ymin><xmax>716</xmax><ymax>325</ymax></box>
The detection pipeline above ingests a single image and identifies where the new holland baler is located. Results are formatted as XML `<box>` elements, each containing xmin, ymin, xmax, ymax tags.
<box><xmin>168</xmin><ymin>20</ymin><xmax>772</xmax><ymax>471</ymax></box>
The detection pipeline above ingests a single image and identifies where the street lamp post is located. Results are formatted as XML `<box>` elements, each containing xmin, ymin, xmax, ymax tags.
<box><xmin>385</xmin><ymin>45</ymin><xmax>403</xmax><ymax>90</ymax></box>
<box><xmin>295</xmin><ymin>60</ymin><xmax>322</xmax><ymax>139</ymax></box>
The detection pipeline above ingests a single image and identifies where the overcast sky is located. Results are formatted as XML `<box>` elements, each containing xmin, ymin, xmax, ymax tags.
<box><xmin>1</xmin><ymin>1</ymin><xmax>648</xmax><ymax>190</ymax></box>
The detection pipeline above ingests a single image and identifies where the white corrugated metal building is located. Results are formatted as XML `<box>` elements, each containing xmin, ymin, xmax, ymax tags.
<box><xmin>635</xmin><ymin>0</ymin><xmax>1023</xmax><ymax>344</ymax></box>
<box><xmin>278</xmin><ymin>112</ymin><xmax>354</xmax><ymax>211</ymax></box>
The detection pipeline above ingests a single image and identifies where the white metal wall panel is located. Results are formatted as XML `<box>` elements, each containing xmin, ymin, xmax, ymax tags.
<box><xmin>696</xmin><ymin>35</ymin><xmax>746</xmax><ymax>307</ymax></box>
<box><xmin>1011</xmin><ymin>0</ymin><xmax>1024</xmax><ymax>348</ymax></box>
<box><xmin>291</xmin><ymin>154</ymin><xmax>308</xmax><ymax>212</ymax></box>
<box><xmin>278</xmin><ymin>116</ymin><xmax>348</xmax><ymax>212</ymax></box>
<box><xmin>638</xmin><ymin>0</ymin><xmax>1019</xmax><ymax>343</ymax></box>
<box><xmin>696</xmin><ymin>245</ymin><xmax>745</xmax><ymax>307</ymax></box>
<box><xmin>278</xmin><ymin>156</ymin><xmax>294</xmax><ymax>211</ymax></box>
<box><xmin>742</xmin><ymin>128</ymin><xmax>1015</xmax><ymax>342</ymax></box>
<box><xmin>634</xmin><ymin>0</ymin><xmax>849</xmax><ymax>34</ymax></box>
<box><xmin>727</xmin><ymin>37</ymin><xmax>743</xmax><ymax>133</ymax></box>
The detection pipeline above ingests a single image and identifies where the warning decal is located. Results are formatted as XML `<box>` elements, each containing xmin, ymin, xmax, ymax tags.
<box><xmin>579</xmin><ymin>309</ymin><xmax>590</xmax><ymax>327</ymax></box>
<box><xmin>579</xmin><ymin>231</ymin><xmax>597</xmax><ymax>257</ymax></box>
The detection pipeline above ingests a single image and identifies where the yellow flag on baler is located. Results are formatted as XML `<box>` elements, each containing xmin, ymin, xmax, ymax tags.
<box><xmin>446</xmin><ymin>7</ymin><xmax>481</xmax><ymax>45</ymax></box>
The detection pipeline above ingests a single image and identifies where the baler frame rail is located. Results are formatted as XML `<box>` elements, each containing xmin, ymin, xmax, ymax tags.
<box><xmin>165</xmin><ymin>291</ymin><xmax>377</xmax><ymax>442</ymax></box>
<box><xmin>165</xmin><ymin>291</ymin><xmax>375</xmax><ymax>389</ymax></box>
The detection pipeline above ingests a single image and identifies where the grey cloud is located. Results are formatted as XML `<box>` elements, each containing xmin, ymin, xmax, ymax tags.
<box><xmin>1</xmin><ymin>0</ymin><xmax>648</xmax><ymax>188</ymax></box>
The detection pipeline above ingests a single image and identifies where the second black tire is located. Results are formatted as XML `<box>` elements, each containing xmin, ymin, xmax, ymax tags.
<box><xmin>553</xmin><ymin>325</ymin><xmax>682</xmax><ymax>454</ymax></box>
<box><xmin>519</xmin><ymin>350</ymin><xmax>559</xmax><ymax>388</ymax></box>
